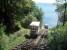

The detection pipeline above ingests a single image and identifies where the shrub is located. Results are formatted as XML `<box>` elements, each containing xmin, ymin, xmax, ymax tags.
<box><xmin>48</xmin><ymin>25</ymin><xmax>67</xmax><ymax>50</ymax></box>
<box><xmin>0</xmin><ymin>34</ymin><xmax>9</xmax><ymax>50</ymax></box>
<box><xmin>0</xmin><ymin>24</ymin><xmax>9</xmax><ymax>50</ymax></box>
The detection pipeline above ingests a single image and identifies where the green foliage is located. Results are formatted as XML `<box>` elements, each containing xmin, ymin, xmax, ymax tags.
<box><xmin>20</xmin><ymin>1</ymin><xmax>43</xmax><ymax>28</ymax></box>
<box><xmin>56</xmin><ymin>0</ymin><xmax>67</xmax><ymax>25</ymax></box>
<box><xmin>0</xmin><ymin>34</ymin><xmax>9</xmax><ymax>50</ymax></box>
<box><xmin>21</xmin><ymin>14</ymin><xmax>37</xmax><ymax>28</ymax></box>
<box><xmin>0</xmin><ymin>0</ymin><xmax>43</xmax><ymax>33</ymax></box>
<box><xmin>0</xmin><ymin>25</ymin><xmax>30</xmax><ymax>50</ymax></box>
<box><xmin>0</xmin><ymin>0</ymin><xmax>43</xmax><ymax>50</ymax></box>
<box><xmin>0</xmin><ymin>24</ymin><xmax>9</xmax><ymax>50</ymax></box>
<box><xmin>32</xmin><ymin>7</ymin><xmax>43</xmax><ymax>21</ymax></box>
<box><xmin>48</xmin><ymin>24</ymin><xmax>67</xmax><ymax>50</ymax></box>
<box><xmin>8</xmin><ymin>29</ymin><xmax>30</xmax><ymax>50</ymax></box>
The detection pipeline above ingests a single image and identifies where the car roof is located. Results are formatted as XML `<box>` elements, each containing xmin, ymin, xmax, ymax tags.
<box><xmin>30</xmin><ymin>21</ymin><xmax>40</xmax><ymax>27</ymax></box>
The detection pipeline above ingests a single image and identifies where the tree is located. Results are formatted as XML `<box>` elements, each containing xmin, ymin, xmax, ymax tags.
<box><xmin>20</xmin><ymin>1</ymin><xmax>43</xmax><ymax>28</ymax></box>
<box><xmin>56</xmin><ymin>0</ymin><xmax>67</xmax><ymax>25</ymax></box>
<box><xmin>0</xmin><ymin>0</ymin><xmax>43</xmax><ymax>34</ymax></box>
<box><xmin>0</xmin><ymin>0</ymin><xmax>42</xmax><ymax>33</ymax></box>
<box><xmin>31</xmin><ymin>7</ymin><xmax>43</xmax><ymax>27</ymax></box>
<box><xmin>21</xmin><ymin>14</ymin><xmax>37</xmax><ymax>28</ymax></box>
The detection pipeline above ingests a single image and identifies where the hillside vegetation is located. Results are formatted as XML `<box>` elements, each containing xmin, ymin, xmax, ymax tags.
<box><xmin>0</xmin><ymin>0</ymin><xmax>43</xmax><ymax>50</ymax></box>
<box><xmin>48</xmin><ymin>23</ymin><xmax>67</xmax><ymax>50</ymax></box>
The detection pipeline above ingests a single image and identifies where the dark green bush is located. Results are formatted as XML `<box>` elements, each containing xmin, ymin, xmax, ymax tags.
<box><xmin>48</xmin><ymin>24</ymin><xmax>67</xmax><ymax>50</ymax></box>
<box><xmin>0</xmin><ymin>24</ymin><xmax>9</xmax><ymax>50</ymax></box>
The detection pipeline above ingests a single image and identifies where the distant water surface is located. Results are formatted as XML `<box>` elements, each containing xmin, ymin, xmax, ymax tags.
<box><xmin>36</xmin><ymin>3</ymin><xmax>58</xmax><ymax>28</ymax></box>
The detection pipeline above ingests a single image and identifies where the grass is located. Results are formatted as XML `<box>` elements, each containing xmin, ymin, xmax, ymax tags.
<box><xmin>8</xmin><ymin>28</ymin><xmax>30</xmax><ymax>50</ymax></box>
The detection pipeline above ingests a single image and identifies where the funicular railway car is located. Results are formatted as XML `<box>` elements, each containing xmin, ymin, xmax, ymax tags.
<box><xmin>29</xmin><ymin>22</ymin><xmax>49</xmax><ymax>48</ymax></box>
<box><xmin>29</xmin><ymin>21</ymin><xmax>40</xmax><ymax>39</ymax></box>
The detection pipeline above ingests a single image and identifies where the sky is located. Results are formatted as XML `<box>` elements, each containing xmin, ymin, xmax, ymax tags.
<box><xmin>32</xmin><ymin>0</ymin><xmax>58</xmax><ymax>28</ymax></box>
<box><xmin>32</xmin><ymin>0</ymin><xmax>56</xmax><ymax>3</ymax></box>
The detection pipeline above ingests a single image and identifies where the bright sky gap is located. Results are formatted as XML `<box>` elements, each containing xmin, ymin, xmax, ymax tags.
<box><xmin>32</xmin><ymin>0</ymin><xmax>56</xmax><ymax>3</ymax></box>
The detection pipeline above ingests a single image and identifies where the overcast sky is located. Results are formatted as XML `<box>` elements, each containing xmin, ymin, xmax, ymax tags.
<box><xmin>32</xmin><ymin>0</ymin><xmax>56</xmax><ymax>3</ymax></box>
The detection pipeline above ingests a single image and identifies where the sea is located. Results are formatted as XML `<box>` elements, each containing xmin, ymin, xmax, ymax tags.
<box><xmin>36</xmin><ymin>3</ymin><xmax>58</xmax><ymax>28</ymax></box>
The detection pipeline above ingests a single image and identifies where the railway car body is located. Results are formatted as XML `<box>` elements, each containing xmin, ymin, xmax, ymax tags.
<box><xmin>29</xmin><ymin>21</ymin><xmax>40</xmax><ymax>39</ymax></box>
<box><xmin>44</xmin><ymin>24</ymin><xmax>48</xmax><ymax>29</ymax></box>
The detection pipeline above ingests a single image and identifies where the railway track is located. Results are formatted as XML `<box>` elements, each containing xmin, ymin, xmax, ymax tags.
<box><xmin>11</xmin><ymin>28</ymin><xmax>49</xmax><ymax>50</ymax></box>
<box><xmin>11</xmin><ymin>36</ymin><xmax>48</xmax><ymax>50</ymax></box>
<box><xmin>11</xmin><ymin>39</ymin><xmax>33</xmax><ymax>50</ymax></box>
